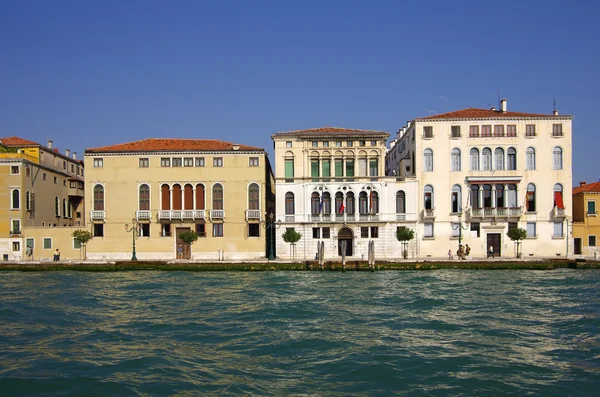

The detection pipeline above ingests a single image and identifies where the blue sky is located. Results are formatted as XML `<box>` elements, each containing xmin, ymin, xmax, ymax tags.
<box><xmin>1</xmin><ymin>0</ymin><xmax>598</xmax><ymax>184</ymax></box>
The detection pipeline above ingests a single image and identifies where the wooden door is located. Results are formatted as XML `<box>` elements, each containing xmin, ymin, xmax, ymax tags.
<box><xmin>175</xmin><ymin>227</ymin><xmax>191</xmax><ymax>259</ymax></box>
<box><xmin>574</xmin><ymin>238</ymin><xmax>582</xmax><ymax>255</ymax></box>
<box><xmin>486</xmin><ymin>233</ymin><xmax>501</xmax><ymax>257</ymax></box>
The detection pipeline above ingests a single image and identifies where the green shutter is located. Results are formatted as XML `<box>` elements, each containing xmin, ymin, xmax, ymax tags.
<box><xmin>345</xmin><ymin>160</ymin><xmax>354</xmax><ymax>177</ymax></box>
<box><xmin>322</xmin><ymin>160</ymin><xmax>330</xmax><ymax>178</ymax></box>
<box><xmin>369</xmin><ymin>159</ymin><xmax>378</xmax><ymax>176</ymax></box>
<box><xmin>311</xmin><ymin>160</ymin><xmax>319</xmax><ymax>178</ymax></box>
<box><xmin>285</xmin><ymin>160</ymin><xmax>294</xmax><ymax>179</ymax></box>
<box><xmin>335</xmin><ymin>160</ymin><xmax>343</xmax><ymax>177</ymax></box>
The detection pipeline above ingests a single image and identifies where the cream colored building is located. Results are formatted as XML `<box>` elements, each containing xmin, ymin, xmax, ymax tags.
<box><xmin>386</xmin><ymin>100</ymin><xmax>572</xmax><ymax>258</ymax></box>
<box><xmin>271</xmin><ymin>127</ymin><xmax>419</xmax><ymax>260</ymax></box>
<box><xmin>572</xmin><ymin>181</ymin><xmax>600</xmax><ymax>258</ymax></box>
<box><xmin>84</xmin><ymin>138</ymin><xmax>274</xmax><ymax>260</ymax></box>
<box><xmin>0</xmin><ymin>137</ymin><xmax>84</xmax><ymax>261</ymax></box>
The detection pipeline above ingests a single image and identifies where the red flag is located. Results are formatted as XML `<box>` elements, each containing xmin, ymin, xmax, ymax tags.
<box><xmin>339</xmin><ymin>202</ymin><xmax>345</xmax><ymax>214</ymax></box>
<box><xmin>369</xmin><ymin>190</ymin><xmax>373</xmax><ymax>213</ymax></box>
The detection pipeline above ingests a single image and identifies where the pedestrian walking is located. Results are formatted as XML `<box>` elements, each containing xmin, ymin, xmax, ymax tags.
<box><xmin>26</xmin><ymin>245</ymin><xmax>33</xmax><ymax>260</ymax></box>
<box><xmin>487</xmin><ymin>245</ymin><xmax>494</xmax><ymax>259</ymax></box>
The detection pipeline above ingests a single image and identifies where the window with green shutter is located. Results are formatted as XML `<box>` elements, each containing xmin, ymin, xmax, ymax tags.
<box><xmin>345</xmin><ymin>160</ymin><xmax>354</xmax><ymax>181</ymax></box>
<box><xmin>311</xmin><ymin>160</ymin><xmax>319</xmax><ymax>182</ymax></box>
<box><xmin>322</xmin><ymin>160</ymin><xmax>330</xmax><ymax>182</ymax></box>
<box><xmin>369</xmin><ymin>159</ymin><xmax>378</xmax><ymax>177</ymax></box>
<box><xmin>335</xmin><ymin>159</ymin><xmax>343</xmax><ymax>181</ymax></box>
<box><xmin>43</xmin><ymin>238</ymin><xmax>52</xmax><ymax>249</ymax></box>
<box><xmin>285</xmin><ymin>159</ymin><xmax>294</xmax><ymax>182</ymax></box>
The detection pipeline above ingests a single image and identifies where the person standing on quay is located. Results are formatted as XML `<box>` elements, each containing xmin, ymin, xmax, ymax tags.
<box><xmin>488</xmin><ymin>245</ymin><xmax>494</xmax><ymax>259</ymax></box>
<box><xmin>26</xmin><ymin>245</ymin><xmax>33</xmax><ymax>260</ymax></box>
<box><xmin>53</xmin><ymin>249</ymin><xmax>60</xmax><ymax>261</ymax></box>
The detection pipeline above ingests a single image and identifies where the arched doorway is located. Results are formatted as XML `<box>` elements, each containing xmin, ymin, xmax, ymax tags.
<box><xmin>338</xmin><ymin>227</ymin><xmax>353</xmax><ymax>257</ymax></box>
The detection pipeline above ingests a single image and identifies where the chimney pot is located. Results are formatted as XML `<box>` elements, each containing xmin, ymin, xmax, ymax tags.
<box><xmin>491</xmin><ymin>106</ymin><xmax>496</xmax><ymax>111</ymax></box>
<box><xmin>48</xmin><ymin>140</ymin><xmax>53</xmax><ymax>149</ymax></box>
<box><xmin>553</xmin><ymin>109</ymin><xmax>559</xmax><ymax>115</ymax></box>
<box><xmin>72</xmin><ymin>152</ymin><xmax>77</xmax><ymax>159</ymax></box>
<box><xmin>500</xmin><ymin>99</ymin><xmax>507</xmax><ymax>112</ymax></box>
<box><xmin>580</xmin><ymin>181</ymin><xmax>587</xmax><ymax>186</ymax></box>
<box><xmin>66</xmin><ymin>149</ymin><xmax>70</xmax><ymax>157</ymax></box>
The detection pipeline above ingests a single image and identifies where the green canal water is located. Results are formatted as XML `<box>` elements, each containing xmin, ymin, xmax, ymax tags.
<box><xmin>0</xmin><ymin>270</ymin><xmax>598</xmax><ymax>396</ymax></box>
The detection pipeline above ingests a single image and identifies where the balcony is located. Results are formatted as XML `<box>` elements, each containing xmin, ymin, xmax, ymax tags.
<box><xmin>469</xmin><ymin>207</ymin><xmax>522</xmax><ymax>219</ymax></box>
<box><xmin>159</xmin><ymin>210</ymin><xmax>206</xmax><ymax>220</ymax></box>
<box><xmin>10</xmin><ymin>229</ymin><xmax>21</xmax><ymax>236</ymax></box>
<box><xmin>210</xmin><ymin>210</ymin><xmax>225</xmax><ymax>220</ymax></box>
<box><xmin>422</xmin><ymin>208</ymin><xmax>435</xmax><ymax>219</ymax></box>
<box><xmin>246</xmin><ymin>210</ymin><xmax>261</xmax><ymax>221</ymax></box>
<box><xmin>68</xmin><ymin>180</ymin><xmax>84</xmax><ymax>197</ymax></box>
<box><xmin>136</xmin><ymin>210</ymin><xmax>152</xmax><ymax>220</ymax></box>
<box><xmin>90</xmin><ymin>211</ymin><xmax>106</xmax><ymax>221</ymax></box>
<box><xmin>553</xmin><ymin>207</ymin><xmax>566</xmax><ymax>219</ymax></box>
<box><xmin>303</xmin><ymin>213</ymin><xmax>414</xmax><ymax>223</ymax></box>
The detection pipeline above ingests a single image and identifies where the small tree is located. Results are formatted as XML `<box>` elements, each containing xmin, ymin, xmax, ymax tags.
<box><xmin>507</xmin><ymin>227</ymin><xmax>527</xmax><ymax>258</ymax></box>
<box><xmin>179</xmin><ymin>231</ymin><xmax>199</xmax><ymax>258</ymax></box>
<box><xmin>396</xmin><ymin>227</ymin><xmax>415</xmax><ymax>259</ymax></box>
<box><xmin>282</xmin><ymin>228</ymin><xmax>302</xmax><ymax>259</ymax></box>
<box><xmin>72</xmin><ymin>229</ymin><xmax>93</xmax><ymax>260</ymax></box>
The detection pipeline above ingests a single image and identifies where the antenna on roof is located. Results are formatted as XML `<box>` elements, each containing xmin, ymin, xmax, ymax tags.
<box><xmin>553</xmin><ymin>96</ymin><xmax>557</xmax><ymax>111</ymax></box>
<box><xmin>426</xmin><ymin>109</ymin><xmax>437</xmax><ymax>116</ymax></box>
<box><xmin>439</xmin><ymin>96</ymin><xmax>447</xmax><ymax>112</ymax></box>
<box><xmin>497</xmin><ymin>90</ymin><xmax>501</xmax><ymax>108</ymax></box>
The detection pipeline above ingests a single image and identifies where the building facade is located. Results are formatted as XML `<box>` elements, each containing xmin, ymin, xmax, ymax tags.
<box><xmin>0</xmin><ymin>137</ymin><xmax>84</xmax><ymax>261</ymax></box>
<box><xmin>386</xmin><ymin>100</ymin><xmax>573</xmax><ymax>258</ymax></box>
<box><xmin>84</xmin><ymin>138</ymin><xmax>274</xmax><ymax>260</ymax></box>
<box><xmin>271</xmin><ymin>127</ymin><xmax>418</xmax><ymax>260</ymax></box>
<box><xmin>572</xmin><ymin>181</ymin><xmax>600</xmax><ymax>258</ymax></box>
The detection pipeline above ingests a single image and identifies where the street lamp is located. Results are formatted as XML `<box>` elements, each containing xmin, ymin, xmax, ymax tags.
<box><xmin>453</xmin><ymin>212</ymin><xmax>470</xmax><ymax>246</ymax></box>
<box><xmin>265</xmin><ymin>212</ymin><xmax>281</xmax><ymax>260</ymax></box>
<box><xmin>124</xmin><ymin>218</ymin><xmax>139</xmax><ymax>261</ymax></box>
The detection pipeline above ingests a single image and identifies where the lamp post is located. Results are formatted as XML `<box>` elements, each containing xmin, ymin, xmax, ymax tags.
<box><xmin>454</xmin><ymin>212</ymin><xmax>469</xmax><ymax>246</ymax></box>
<box><xmin>265</xmin><ymin>212</ymin><xmax>280</xmax><ymax>260</ymax></box>
<box><xmin>124</xmin><ymin>218</ymin><xmax>138</xmax><ymax>261</ymax></box>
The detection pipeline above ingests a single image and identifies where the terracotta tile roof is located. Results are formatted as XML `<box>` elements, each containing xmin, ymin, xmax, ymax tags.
<box><xmin>573</xmin><ymin>181</ymin><xmax>600</xmax><ymax>194</ymax></box>
<box><xmin>417</xmin><ymin>108</ymin><xmax>570</xmax><ymax>120</ymax></box>
<box><xmin>85</xmin><ymin>138</ymin><xmax>264</xmax><ymax>153</ymax></box>
<box><xmin>272</xmin><ymin>126</ymin><xmax>389</xmax><ymax>138</ymax></box>
<box><xmin>0</xmin><ymin>136</ymin><xmax>40</xmax><ymax>147</ymax></box>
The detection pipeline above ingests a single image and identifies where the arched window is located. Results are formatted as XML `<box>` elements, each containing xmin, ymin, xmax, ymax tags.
<box><xmin>553</xmin><ymin>147</ymin><xmax>563</xmax><ymax>170</ymax></box>
<box><xmin>322</xmin><ymin>192</ymin><xmax>331</xmax><ymax>215</ymax></box>
<box><xmin>526</xmin><ymin>147</ymin><xmax>536</xmax><ymax>170</ymax></box>
<box><xmin>346</xmin><ymin>191</ymin><xmax>355</xmax><ymax>215</ymax></box>
<box><xmin>311</xmin><ymin>192</ymin><xmax>320</xmax><ymax>215</ymax></box>
<box><xmin>507</xmin><ymin>184</ymin><xmax>517</xmax><ymax>208</ymax></box>
<box><xmin>526</xmin><ymin>183</ymin><xmax>536</xmax><ymax>212</ymax></box>
<box><xmin>93</xmin><ymin>184</ymin><xmax>104</xmax><ymax>211</ymax></box>
<box><xmin>248</xmin><ymin>183</ymin><xmax>260</xmax><ymax>210</ymax></box>
<box><xmin>212</xmin><ymin>183</ymin><xmax>223</xmax><ymax>210</ymax></box>
<box><xmin>496</xmin><ymin>184</ymin><xmax>505</xmax><ymax>207</ymax></box>
<box><xmin>62</xmin><ymin>198</ymin><xmax>67</xmax><ymax>217</ymax></box>
<box><xmin>494</xmin><ymin>148</ymin><xmax>504</xmax><ymax>170</ymax></box>
<box><xmin>507</xmin><ymin>147</ymin><xmax>517</xmax><ymax>170</ymax></box>
<box><xmin>423</xmin><ymin>148</ymin><xmax>433</xmax><ymax>172</ymax></box>
<box><xmin>470</xmin><ymin>148</ymin><xmax>480</xmax><ymax>171</ymax></box>
<box><xmin>359</xmin><ymin>191</ymin><xmax>368</xmax><ymax>214</ymax></box>
<box><xmin>396</xmin><ymin>190</ymin><xmax>406</xmax><ymax>214</ymax></box>
<box><xmin>482</xmin><ymin>148</ymin><xmax>492</xmax><ymax>170</ymax></box>
<box><xmin>139</xmin><ymin>184</ymin><xmax>150</xmax><ymax>210</ymax></box>
<box><xmin>483</xmin><ymin>185</ymin><xmax>492</xmax><ymax>208</ymax></box>
<box><xmin>285</xmin><ymin>192</ymin><xmax>295</xmax><ymax>215</ymax></box>
<box><xmin>470</xmin><ymin>185</ymin><xmax>480</xmax><ymax>208</ymax></box>
<box><xmin>554</xmin><ymin>183</ymin><xmax>564</xmax><ymax>209</ymax></box>
<box><xmin>195</xmin><ymin>184</ymin><xmax>205</xmax><ymax>210</ymax></box>
<box><xmin>451</xmin><ymin>148</ymin><xmax>461</xmax><ymax>171</ymax></box>
<box><xmin>172</xmin><ymin>184</ymin><xmax>182</xmax><ymax>210</ymax></box>
<box><xmin>336</xmin><ymin>192</ymin><xmax>345</xmax><ymax>214</ymax></box>
<box><xmin>184</xmin><ymin>184</ymin><xmax>194</xmax><ymax>210</ymax></box>
<box><xmin>424</xmin><ymin>185</ymin><xmax>434</xmax><ymax>210</ymax></box>
<box><xmin>371</xmin><ymin>191</ymin><xmax>379</xmax><ymax>214</ymax></box>
<box><xmin>55</xmin><ymin>197</ymin><xmax>60</xmax><ymax>217</ymax></box>
<box><xmin>11</xmin><ymin>189</ymin><xmax>20</xmax><ymax>209</ymax></box>
<box><xmin>451</xmin><ymin>185</ymin><xmax>462</xmax><ymax>213</ymax></box>
<box><xmin>161</xmin><ymin>184</ymin><xmax>170</xmax><ymax>210</ymax></box>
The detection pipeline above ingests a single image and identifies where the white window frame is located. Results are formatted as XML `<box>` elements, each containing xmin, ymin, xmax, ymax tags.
<box><xmin>424</xmin><ymin>223</ymin><xmax>434</xmax><ymax>238</ymax></box>
<box><xmin>526</xmin><ymin>222</ymin><xmax>536</xmax><ymax>238</ymax></box>
<box><xmin>213</xmin><ymin>157</ymin><xmax>223</xmax><ymax>167</ymax></box>
<box><xmin>93</xmin><ymin>158</ymin><xmax>104</xmax><ymax>167</ymax></box>
<box><xmin>553</xmin><ymin>222</ymin><xmax>564</xmax><ymax>238</ymax></box>
<box><xmin>249</xmin><ymin>157</ymin><xmax>259</xmax><ymax>167</ymax></box>
<box><xmin>10</xmin><ymin>165</ymin><xmax>19</xmax><ymax>175</ymax></box>
<box><xmin>195</xmin><ymin>157</ymin><xmax>205</xmax><ymax>167</ymax></box>
<box><xmin>43</xmin><ymin>237</ymin><xmax>53</xmax><ymax>250</ymax></box>
<box><xmin>589</xmin><ymin>235</ymin><xmax>597</xmax><ymax>247</ymax></box>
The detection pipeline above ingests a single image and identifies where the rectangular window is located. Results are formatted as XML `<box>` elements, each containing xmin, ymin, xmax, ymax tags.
<box><xmin>71</xmin><ymin>164</ymin><xmax>74</xmax><ymax>173</ymax></box>
<box><xmin>371</xmin><ymin>140</ymin><xmax>377</xmax><ymax>146</ymax></box>
<box><xmin>161</xmin><ymin>158</ymin><xmax>171</xmax><ymax>167</ymax></box>
<box><xmin>471</xmin><ymin>222</ymin><xmax>480</xmax><ymax>238</ymax></box>
<box><xmin>335</xmin><ymin>159</ymin><xmax>343</xmax><ymax>180</ymax></box>
<box><xmin>369</xmin><ymin>159</ymin><xmax>378</xmax><ymax>177</ymax></box>
<box><xmin>54</xmin><ymin>176</ymin><xmax>57</xmax><ymax>184</ymax></box>
<box><xmin>424</xmin><ymin>223</ymin><xmax>434</xmax><ymax>238</ymax></box>
<box><xmin>172</xmin><ymin>158</ymin><xmax>182</xmax><ymax>167</ymax></box>
<box><xmin>213</xmin><ymin>223</ymin><xmax>224</xmax><ymax>237</ymax></box>
<box><xmin>248</xmin><ymin>223</ymin><xmax>260</xmax><ymax>237</ymax></box>
<box><xmin>345</xmin><ymin>159</ymin><xmax>354</xmax><ymax>180</ymax></box>
<box><xmin>423</xmin><ymin>126</ymin><xmax>433</xmax><ymax>138</ymax></box>
<box><xmin>93</xmin><ymin>223</ymin><xmax>104</xmax><ymax>237</ymax></box>
<box><xmin>43</xmin><ymin>238</ymin><xmax>52</xmax><ymax>249</ymax></box>
<box><xmin>451</xmin><ymin>223</ymin><xmax>460</xmax><ymax>237</ymax></box>
<box><xmin>63</xmin><ymin>161</ymin><xmax>66</xmax><ymax>170</ymax></box>
<box><xmin>359</xmin><ymin>140</ymin><xmax>366</xmax><ymax>146</ymax></box>
<box><xmin>587</xmin><ymin>201</ymin><xmax>596</xmax><ymax>215</ymax></box>
<box><xmin>526</xmin><ymin>124</ymin><xmax>535</xmax><ymax>137</ymax></box>
<box><xmin>161</xmin><ymin>223</ymin><xmax>172</xmax><ymax>237</ymax></box>
<box><xmin>493</xmin><ymin>125</ymin><xmax>504</xmax><ymax>137</ymax></box>
<box><xmin>506</xmin><ymin>125</ymin><xmax>517</xmax><ymax>137</ymax></box>
<box><xmin>93</xmin><ymin>158</ymin><xmax>103</xmax><ymax>167</ymax></box>
<box><xmin>249</xmin><ymin>157</ymin><xmax>259</xmax><ymax>167</ymax></box>
<box><xmin>508</xmin><ymin>222</ymin><xmax>518</xmax><ymax>231</ymax></box>
<box><xmin>312</xmin><ymin>227</ymin><xmax>320</xmax><ymax>239</ymax></box>
<box><xmin>195</xmin><ymin>157</ymin><xmax>205</xmax><ymax>167</ymax></box>
<box><xmin>73</xmin><ymin>238</ymin><xmax>81</xmax><ymax>249</ymax></box>
<box><xmin>195</xmin><ymin>223</ymin><xmax>206</xmax><ymax>237</ymax></box>
<box><xmin>26</xmin><ymin>238</ymin><xmax>34</xmax><ymax>250</ymax></box>
<box><xmin>335</xmin><ymin>141</ymin><xmax>342</xmax><ymax>147</ymax></box>
<box><xmin>589</xmin><ymin>235</ymin><xmax>597</xmax><ymax>247</ymax></box>
<box><xmin>323</xmin><ymin>141</ymin><xmax>329</xmax><ymax>147</ymax></box>
<box><xmin>26</xmin><ymin>167</ymin><xmax>30</xmax><ymax>177</ymax></box>
<box><xmin>11</xmin><ymin>166</ymin><xmax>19</xmax><ymax>174</ymax></box>
<box><xmin>361</xmin><ymin>227</ymin><xmax>369</xmax><ymax>238</ymax></box>
<box><xmin>285</xmin><ymin>159</ymin><xmax>294</xmax><ymax>182</ymax></box>
<box><xmin>322</xmin><ymin>160</ymin><xmax>330</xmax><ymax>181</ymax></box>
<box><xmin>552</xmin><ymin>124</ymin><xmax>563</xmax><ymax>137</ymax></box>
<box><xmin>311</xmin><ymin>160</ymin><xmax>320</xmax><ymax>182</ymax></box>
<box><xmin>286</xmin><ymin>141</ymin><xmax>292</xmax><ymax>147</ymax></box>
<box><xmin>347</xmin><ymin>141</ymin><xmax>353</xmax><ymax>147</ymax></box>
<box><xmin>451</xmin><ymin>126</ymin><xmax>461</xmax><ymax>138</ymax></box>
<box><xmin>13</xmin><ymin>241</ymin><xmax>20</xmax><ymax>251</ymax></box>
<box><xmin>469</xmin><ymin>125</ymin><xmax>479</xmax><ymax>137</ymax></box>
<box><xmin>139</xmin><ymin>223</ymin><xmax>150</xmax><ymax>237</ymax></box>
<box><xmin>370</xmin><ymin>227</ymin><xmax>379</xmax><ymax>238</ymax></box>
<box><xmin>139</xmin><ymin>158</ymin><xmax>149</xmax><ymax>167</ymax></box>
<box><xmin>213</xmin><ymin>157</ymin><xmax>223</xmax><ymax>167</ymax></box>
<box><xmin>481</xmin><ymin>125</ymin><xmax>492</xmax><ymax>137</ymax></box>
<box><xmin>553</xmin><ymin>222</ymin><xmax>563</xmax><ymax>238</ymax></box>
<box><xmin>43</xmin><ymin>173</ymin><xmax>47</xmax><ymax>180</ymax></box>
<box><xmin>358</xmin><ymin>158</ymin><xmax>367</xmax><ymax>177</ymax></box>
<box><xmin>11</xmin><ymin>219</ymin><xmax>21</xmax><ymax>234</ymax></box>
<box><xmin>526</xmin><ymin>222</ymin><xmax>536</xmax><ymax>238</ymax></box>
<box><xmin>322</xmin><ymin>227</ymin><xmax>330</xmax><ymax>239</ymax></box>
<box><xmin>312</xmin><ymin>141</ymin><xmax>318</xmax><ymax>147</ymax></box>
<box><xmin>184</xmin><ymin>158</ymin><xmax>194</xmax><ymax>167</ymax></box>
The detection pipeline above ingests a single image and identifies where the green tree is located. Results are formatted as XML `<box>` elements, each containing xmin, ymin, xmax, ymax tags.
<box><xmin>72</xmin><ymin>229</ymin><xmax>93</xmax><ymax>260</ymax></box>
<box><xmin>396</xmin><ymin>227</ymin><xmax>415</xmax><ymax>259</ymax></box>
<box><xmin>507</xmin><ymin>227</ymin><xmax>527</xmax><ymax>258</ymax></box>
<box><xmin>178</xmin><ymin>230</ymin><xmax>199</xmax><ymax>259</ymax></box>
<box><xmin>282</xmin><ymin>228</ymin><xmax>302</xmax><ymax>259</ymax></box>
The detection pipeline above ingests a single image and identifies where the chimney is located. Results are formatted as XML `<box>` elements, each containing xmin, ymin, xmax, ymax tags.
<box><xmin>553</xmin><ymin>109</ymin><xmax>559</xmax><ymax>115</ymax></box>
<box><xmin>72</xmin><ymin>152</ymin><xmax>77</xmax><ymax>160</ymax></box>
<box><xmin>232</xmin><ymin>145</ymin><xmax>239</xmax><ymax>151</ymax></box>
<box><xmin>48</xmin><ymin>140</ymin><xmax>53</xmax><ymax>149</ymax></box>
<box><xmin>580</xmin><ymin>181</ymin><xmax>587</xmax><ymax>186</ymax></box>
<box><xmin>66</xmin><ymin>149</ymin><xmax>70</xmax><ymax>157</ymax></box>
<box><xmin>500</xmin><ymin>99</ymin><xmax>507</xmax><ymax>112</ymax></box>
<box><xmin>490</xmin><ymin>106</ymin><xmax>496</xmax><ymax>111</ymax></box>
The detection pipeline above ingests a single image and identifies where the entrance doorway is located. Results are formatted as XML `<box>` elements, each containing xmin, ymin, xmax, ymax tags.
<box><xmin>486</xmin><ymin>233</ymin><xmax>502</xmax><ymax>257</ymax></box>
<box><xmin>175</xmin><ymin>227</ymin><xmax>192</xmax><ymax>259</ymax></box>
<box><xmin>337</xmin><ymin>227</ymin><xmax>353</xmax><ymax>257</ymax></box>
<box><xmin>574</xmin><ymin>238</ymin><xmax>582</xmax><ymax>255</ymax></box>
